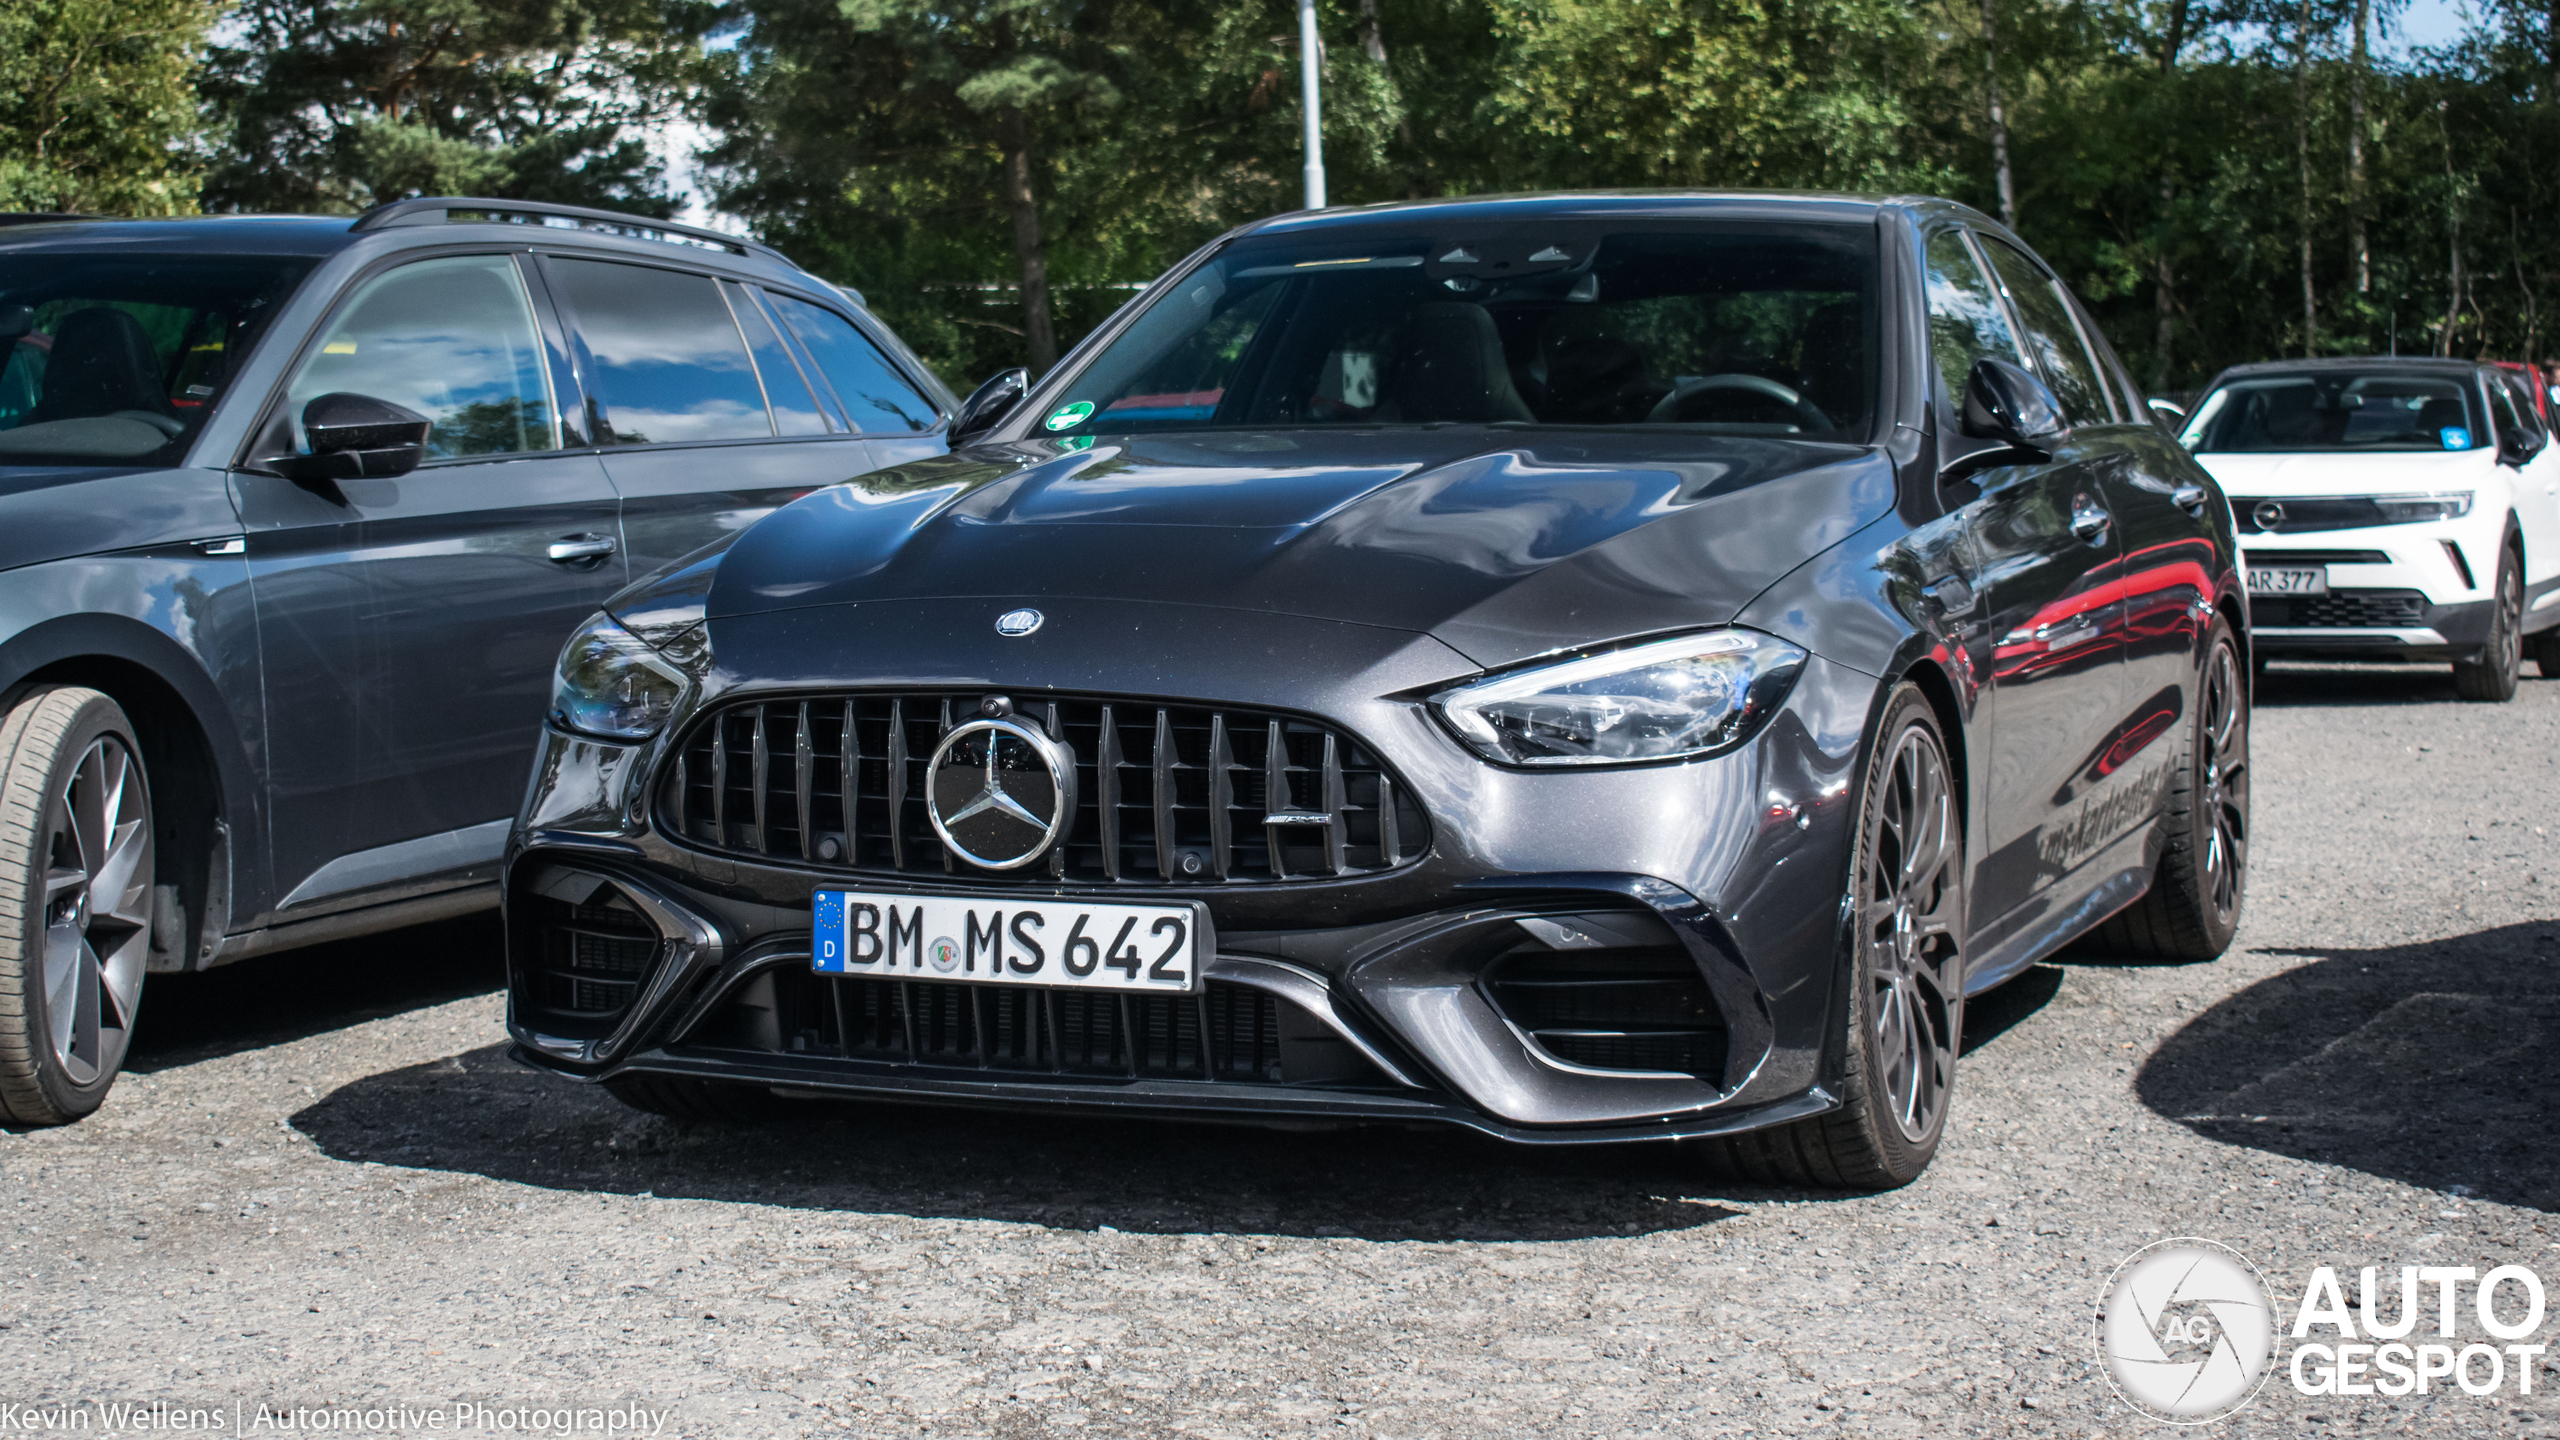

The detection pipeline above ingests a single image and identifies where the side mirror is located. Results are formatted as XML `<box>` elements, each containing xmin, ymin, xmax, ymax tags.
<box><xmin>950</xmin><ymin>368</ymin><xmax>1030</xmax><ymax>445</ymax></box>
<box><xmin>1961</xmin><ymin>358</ymin><xmax>2069</xmax><ymax>456</ymax></box>
<box><xmin>0</xmin><ymin>306</ymin><xmax>33</xmax><ymax>345</ymax></box>
<box><xmin>2500</xmin><ymin>430</ymin><xmax>2547</xmax><ymax>467</ymax></box>
<box><xmin>2146</xmin><ymin>397</ymin><xmax>2186</xmax><ymax>427</ymax></box>
<box><xmin>267</xmin><ymin>392</ymin><xmax>430</xmax><ymax>481</ymax></box>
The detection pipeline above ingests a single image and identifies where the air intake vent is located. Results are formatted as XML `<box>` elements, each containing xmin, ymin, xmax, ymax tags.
<box><xmin>2252</xmin><ymin>589</ymin><xmax>2428</xmax><ymax>628</ymax></box>
<box><xmin>511</xmin><ymin>876</ymin><xmax>666</xmax><ymax>1040</ymax></box>
<box><xmin>659</xmin><ymin>693</ymin><xmax>1429</xmax><ymax>885</ymax></box>
<box><xmin>1484</xmin><ymin>946</ymin><xmax>1728</xmax><ymax>1079</ymax></box>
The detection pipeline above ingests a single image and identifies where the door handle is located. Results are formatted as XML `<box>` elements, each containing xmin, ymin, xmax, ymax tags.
<box><xmin>1921</xmin><ymin>575</ymin><xmax>1977</xmax><ymax>619</ymax></box>
<box><xmin>2171</xmin><ymin>483</ymin><xmax>2210</xmax><ymax>515</ymax></box>
<box><xmin>547</xmin><ymin>535</ymin><xmax>617</xmax><ymax>565</ymax></box>
<box><xmin>2070</xmin><ymin>505</ymin><xmax>2112</xmax><ymax>542</ymax></box>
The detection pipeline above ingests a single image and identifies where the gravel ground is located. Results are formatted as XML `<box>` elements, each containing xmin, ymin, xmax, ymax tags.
<box><xmin>7</xmin><ymin>659</ymin><xmax>2560</xmax><ymax>1438</ymax></box>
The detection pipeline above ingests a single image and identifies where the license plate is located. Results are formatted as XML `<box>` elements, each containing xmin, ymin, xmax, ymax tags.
<box><xmin>811</xmin><ymin>888</ymin><xmax>1207</xmax><ymax>993</ymax></box>
<box><xmin>2247</xmin><ymin>566</ymin><xmax>2328</xmax><ymax>595</ymax></box>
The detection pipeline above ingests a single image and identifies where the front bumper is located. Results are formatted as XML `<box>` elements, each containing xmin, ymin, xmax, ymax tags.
<box><xmin>503</xmin><ymin>601</ymin><xmax>1880</xmax><ymax>1143</ymax></box>
<box><xmin>2241</xmin><ymin>529</ymin><xmax>2501</xmax><ymax>659</ymax></box>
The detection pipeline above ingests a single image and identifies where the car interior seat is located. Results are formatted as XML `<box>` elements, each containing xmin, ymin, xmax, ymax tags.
<box><xmin>1380</xmin><ymin>303</ymin><xmax>1536</xmax><ymax>424</ymax></box>
<box><xmin>1542</xmin><ymin>336</ymin><xmax>1654</xmax><ymax>424</ymax></box>
<box><xmin>25</xmin><ymin>307</ymin><xmax>174</xmax><ymax>427</ymax></box>
<box><xmin>2416</xmin><ymin>396</ymin><xmax>2467</xmax><ymax>441</ymax></box>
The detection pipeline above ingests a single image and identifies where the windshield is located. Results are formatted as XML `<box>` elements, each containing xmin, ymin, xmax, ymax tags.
<box><xmin>1035</xmin><ymin>222</ymin><xmax>1878</xmax><ymax>441</ymax></box>
<box><xmin>0</xmin><ymin>254</ymin><xmax>314</xmax><ymax>467</ymax></box>
<box><xmin>2181</xmin><ymin>370</ymin><xmax>2485</xmax><ymax>453</ymax></box>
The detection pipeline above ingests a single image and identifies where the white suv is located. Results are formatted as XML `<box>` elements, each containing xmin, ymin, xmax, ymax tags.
<box><xmin>2180</xmin><ymin>358</ymin><xmax>2560</xmax><ymax>700</ymax></box>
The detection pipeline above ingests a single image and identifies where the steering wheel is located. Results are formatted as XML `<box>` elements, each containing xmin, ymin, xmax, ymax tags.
<box><xmin>1646</xmin><ymin>373</ymin><xmax>1836</xmax><ymax>433</ymax></box>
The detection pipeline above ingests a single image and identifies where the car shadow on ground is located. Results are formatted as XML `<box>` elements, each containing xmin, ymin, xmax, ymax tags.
<box><xmin>1961</xmin><ymin>963</ymin><xmax>2063</xmax><ymax>1057</ymax></box>
<box><xmin>2253</xmin><ymin>659</ymin><xmax>2559</xmax><ymax>708</ymax></box>
<box><xmin>289</xmin><ymin>1047</ymin><xmax>1759</xmax><ymax>1241</ymax></box>
<box><xmin>2134</xmin><ymin>918</ymin><xmax>2560</xmax><ymax>1211</ymax></box>
<box><xmin>125</xmin><ymin>914</ymin><xmax>504</xmax><ymax>1073</ymax></box>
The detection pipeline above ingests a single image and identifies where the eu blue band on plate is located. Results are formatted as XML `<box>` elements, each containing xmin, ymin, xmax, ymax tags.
<box><xmin>813</xmin><ymin>891</ymin><xmax>846</xmax><ymax>973</ymax></box>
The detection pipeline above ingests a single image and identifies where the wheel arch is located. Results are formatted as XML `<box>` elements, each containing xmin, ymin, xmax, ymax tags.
<box><xmin>0</xmin><ymin>615</ymin><xmax>260</xmax><ymax>971</ymax></box>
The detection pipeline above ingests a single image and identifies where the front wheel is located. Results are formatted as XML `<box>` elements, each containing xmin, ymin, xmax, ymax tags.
<box><xmin>0</xmin><ymin>687</ymin><xmax>155</xmax><ymax>1126</ymax></box>
<box><xmin>1700</xmin><ymin>684</ymin><xmax>1962</xmax><ymax>1190</ymax></box>
<box><xmin>2453</xmin><ymin>544</ymin><xmax>2524</xmax><ymax>702</ymax></box>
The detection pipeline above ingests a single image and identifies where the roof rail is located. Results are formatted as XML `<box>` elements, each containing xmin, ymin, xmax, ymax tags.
<box><xmin>350</xmin><ymin>197</ymin><xmax>786</xmax><ymax>264</ymax></box>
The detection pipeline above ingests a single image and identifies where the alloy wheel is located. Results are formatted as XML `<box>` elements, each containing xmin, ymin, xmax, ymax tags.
<box><xmin>2198</xmin><ymin>642</ymin><xmax>2249</xmax><ymax>923</ymax></box>
<box><xmin>1863</xmin><ymin>725</ymin><xmax>1961</xmax><ymax>1143</ymax></box>
<box><xmin>41</xmin><ymin>736</ymin><xmax>151</xmax><ymax>1086</ymax></box>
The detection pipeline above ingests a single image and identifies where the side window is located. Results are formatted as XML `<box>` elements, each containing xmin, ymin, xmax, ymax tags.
<box><xmin>721</xmin><ymin>282</ymin><xmax>830</xmax><ymax>437</ymax></box>
<box><xmin>1922</xmin><ymin>231</ymin><xmax>2025</xmax><ymax>408</ymax></box>
<box><xmin>1978</xmin><ymin>238</ymin><xmax>2114</xmax><ymax>427</ymax></box>
<box><xmin>2501</xmin><ymin>374</ymin><xmax>2546</xmax><ymax>442</ymax></box>
<box><xmin>549</xmin><ymin>258</ymin><xmax>771</xmax><ymax>445</ymax></box>
<box><xmin>286</xmin><ymin>254</ymin><xmax>557</xmax><ymax>459</ymax></box>
<box><xmin>765</xmin><ymin>292</ymin><xmax>938</xmax><ymax>433</ymax></box>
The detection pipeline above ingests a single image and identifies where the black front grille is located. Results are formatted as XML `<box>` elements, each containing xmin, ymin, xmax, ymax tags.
<box><xmin>2252</xmin><ymin>588</ymin><xmax>2428</xmax><ymax>628</ymax></box>
<box><xmin>660</xmin><ymin>692</ymin><xmax>1429</xmax><ymax>885</ymax></box>
<box><xmin>729</xmin><ymin>971</ymin><xmax>1297</xmax><ymax>1081</ymax></box>
<box><xmin>516</xmin><ymin>885</ymin><xmax>665</xmax><ymax>1038</ymax></box>
<box><xmin>1484</xmin><ymin>947</ymin><xmax>1728</xmax><ymax>1079</ymax></box>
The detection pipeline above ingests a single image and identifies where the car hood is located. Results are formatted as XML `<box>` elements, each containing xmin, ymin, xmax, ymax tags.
<box><xmin>700</xmin><ymin>430</ymin><xmax>1897</xmax><ymax>669</ymax></box>
<box><xmin>2192</xmin><ymin>448</ymin><xmax>2499</xmax><ymax>495</ymax></box>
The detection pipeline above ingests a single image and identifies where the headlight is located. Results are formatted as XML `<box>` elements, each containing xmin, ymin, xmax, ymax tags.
<box><xmin>2371</xmin><ymin>492</ymin><xmax>2473</xmax><ymax>524</ymax></box>
<box><xmin>1431</xmin><ymin>630</ymin><xmax>1807</xmax><ymax>767</ymax></box>
<box><xmin>551</xmin><ymin>613</ymin><xmax>692</xmax><ymax>741</ymax></box>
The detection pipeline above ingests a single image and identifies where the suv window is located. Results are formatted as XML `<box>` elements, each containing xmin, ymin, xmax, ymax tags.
<box><xmin>1977</xmin><ymin>238</ymin><xmax>2116</xmax><ymax>426</ymax></box>
<box><xmin>2496</xmin><ymin>372</ymin><xmax>2547</xmax><ymax>444</ymax></box>
<box><xmin>1921</xmin><ymin>231</ymin><xmax>2024</xmax><ymax>406</ymax></box>
<box><xmin>765</xmin><ymin>292</ymin><xmax>937</xmax><ymax>433</ymax></box>
<box><xmin>721</xmin><ymin>283</ymin><xmax>830</xmax><ymax>437</ymax></box>
<box><xmin>0</xmin><ymin>255</ymin><xmax>311</xmax><ymax>465</ymax></box>
<box><xmin>550</xmin><ymin>258</ymin><xmax>771</xmax><ymax>445</ymax></box>
<box><xmin>284</xmin><ymin>254</ymin><xmax>558</xmax><ymax>460</ymax></box>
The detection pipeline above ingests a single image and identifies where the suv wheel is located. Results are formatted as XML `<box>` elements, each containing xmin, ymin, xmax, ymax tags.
<box><xmin>2454</xmin><ymin>544</ymin><xmax>2524</xmax><ymax>702</ymax></box>
<box><xmin>1699</xmin><ymin>684</ymin><xmax>1961</xmax><ymax>1190</ymax></box>
<box><xmin>0</xmin><ymin>687</ymin><xmax>155</xmax><ymax>1126</ymax></box>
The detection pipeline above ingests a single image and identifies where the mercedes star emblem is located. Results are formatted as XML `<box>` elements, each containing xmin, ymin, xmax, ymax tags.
<box><xmin>2251</xmin><ymin>501</ymin><xmax>2286</xmax><ymax>531</ymax></box>
<box><xmin>924</xmin><ymin>717</ymin><xmax>1077</xmax><ymax>870</ymax></box>
<box><xmin>995</xmin><ymin>608</ymin><xmax>1044</xmax><ymax>637</ymax></box>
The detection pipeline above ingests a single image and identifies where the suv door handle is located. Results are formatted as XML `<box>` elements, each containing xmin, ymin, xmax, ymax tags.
<box><xmin>547</xmin><ymin>535</ymin><xmax>617</xmax><ymax>565</ymax></box>
<box><xmin>2070</xmin><ymin>505</ymin><xmax>2112</xmax><ymax>542</ymax></box>
<box><xmin>2171</xmin><ymin>483</ymin><xmax>2209</xmax><ymax>515</ymax></box>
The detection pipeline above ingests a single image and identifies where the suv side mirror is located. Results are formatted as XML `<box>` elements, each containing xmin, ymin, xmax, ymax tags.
<box><xmin>265</xmin><ymin>392</ymin><xmax>431</xmax><ymax>482</ymax></box>
<box><xmin>2500</xmin><ymin>428</ymin><xmax>2547</xmax><ymax>467</ymax></box>
<box><xmin>950</xmin><ymin>368</ymin><xmax>1029</xmax><ymax>445</ymax></box>
<box><xmin>0</xmin><ymin>306</ymin><xmax>33</xmax><ymax>345</ymax></box>
<box><xmin>1961</xmin><ymin>358</ymin><xmax>2069</xmax><ymax>456</ymax></box>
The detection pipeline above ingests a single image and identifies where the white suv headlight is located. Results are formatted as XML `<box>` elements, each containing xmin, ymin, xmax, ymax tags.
<box><xmin>550</xmin><ymin>613</ymin><xmax>693</xmax><ymax>741</ymax></box>
<box><xmin>2371</xmin><ymin>492</ymin><xmax>2473</xmax><ymax>524</ymax></box>
<box><xmin>1430</xmin><ymin>630</ymin><xmax>1807</xmax><ymax>767</ymax></box>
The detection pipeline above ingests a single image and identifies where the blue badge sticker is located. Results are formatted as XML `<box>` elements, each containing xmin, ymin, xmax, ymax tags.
<box><xmin>2441</xmin><ymin>426</ymin><xmax>2472</xmax><ymax>450</ymax></box>
<box><xmin>1044</xmin><ymin>400</ymin><xmax>1096</xmax><ymax>431</ymax></box>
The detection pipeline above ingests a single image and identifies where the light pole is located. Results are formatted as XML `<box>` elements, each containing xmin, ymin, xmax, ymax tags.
<box><xmin>1298</xmin><ymin>0</ymin><xmax>1326</xmax><ymax>209</ymax></box>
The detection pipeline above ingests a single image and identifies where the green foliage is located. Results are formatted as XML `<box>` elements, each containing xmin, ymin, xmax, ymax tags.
<box><xmin>200</xmin><ymin>0</ymin><xmax>717</xmax><ymax>214</ymax></box>
<box><xmin>0</xmin><ymin>0</ymin><xmax>220</xmax><ymax>214</ymax></box>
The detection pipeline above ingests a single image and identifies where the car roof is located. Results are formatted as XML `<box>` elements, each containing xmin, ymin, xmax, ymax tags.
<box><xmin>2212</xmin><ymin>356</ymin><xmax>2492</xmax><ymax>380</ymax></box>
<box><xmin>0</xmin><ymin>196</ymin><xmax>835</xmax><ymax>294</ymax></box>
<box><xmin>1231</xmin><ymin>190</ymin><xmax>1990</xmax><ymax>238</ymax></box>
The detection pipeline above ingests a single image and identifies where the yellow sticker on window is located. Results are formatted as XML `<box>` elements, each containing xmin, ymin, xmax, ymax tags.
<box><xmin>322</xmin><ymin>340</ymin><xmax>357</xmax><ymax>355</ymax></box>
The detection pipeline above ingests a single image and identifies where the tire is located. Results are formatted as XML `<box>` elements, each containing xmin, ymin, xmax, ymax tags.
<box><xmin>0</xmin><ymin>687</ymin><xmax>155</xmax><ymax>1127</ymax></box>
<box><xmin>2087</xmin><ymin>619</ymin><xmax>2249</xmax><ymax>962</ymax></box>
<box><xmin>604</xmin><ymin>1072</ymin><xmax>778</xmax><ymax>1122</ymax></box>
<box><xmin>1698</xmin><ymin>684</ymin><xmax>1961</xmax><ymax>1190</ymax></box>
<box><xmin>2531</xmin><ymin>626</ymin><xmax>2560</xmax><ymax>679</ymax></box>
<box><xmin>2453</xmin><ymin>543</ymin><xmax>2524</xmax><ymax>702</ymax></box>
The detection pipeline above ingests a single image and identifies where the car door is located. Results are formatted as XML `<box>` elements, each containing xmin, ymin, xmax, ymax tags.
<box><xmin>1924</xmin><ymin>229</ymin><xmax>2127</xmax><ymax>943</ymax></box>
<box><xmin>233</xmin><ymin>250</ymin><xmax>625</xmax><ymax>922</ymax></box>
<box><xmin>537</xmin><ymin>255</ymin><xmax>887</xmax><ymax>585</ymax></box>
<box><xmin>2488</xmin><ymin>370</ymin><xmax>2560</xmax><ymax>601</ymax></box>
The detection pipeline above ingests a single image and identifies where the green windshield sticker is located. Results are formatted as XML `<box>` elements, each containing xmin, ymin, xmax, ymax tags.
<box><xmin>1044</xmin><ymin>401</ymin><xmax>1096</xmax><ymax>431</ymax></box>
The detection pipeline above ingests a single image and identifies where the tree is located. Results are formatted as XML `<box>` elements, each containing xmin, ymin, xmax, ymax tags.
<box><xmin>200</xmin><ymin>0</ymin><xmax>714</xmax><ymax>215</ymax></box>
<box><xmin>0</xmin><ymin>0</ymin><xmax>220</xmax><ymax>214</ymax></box>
